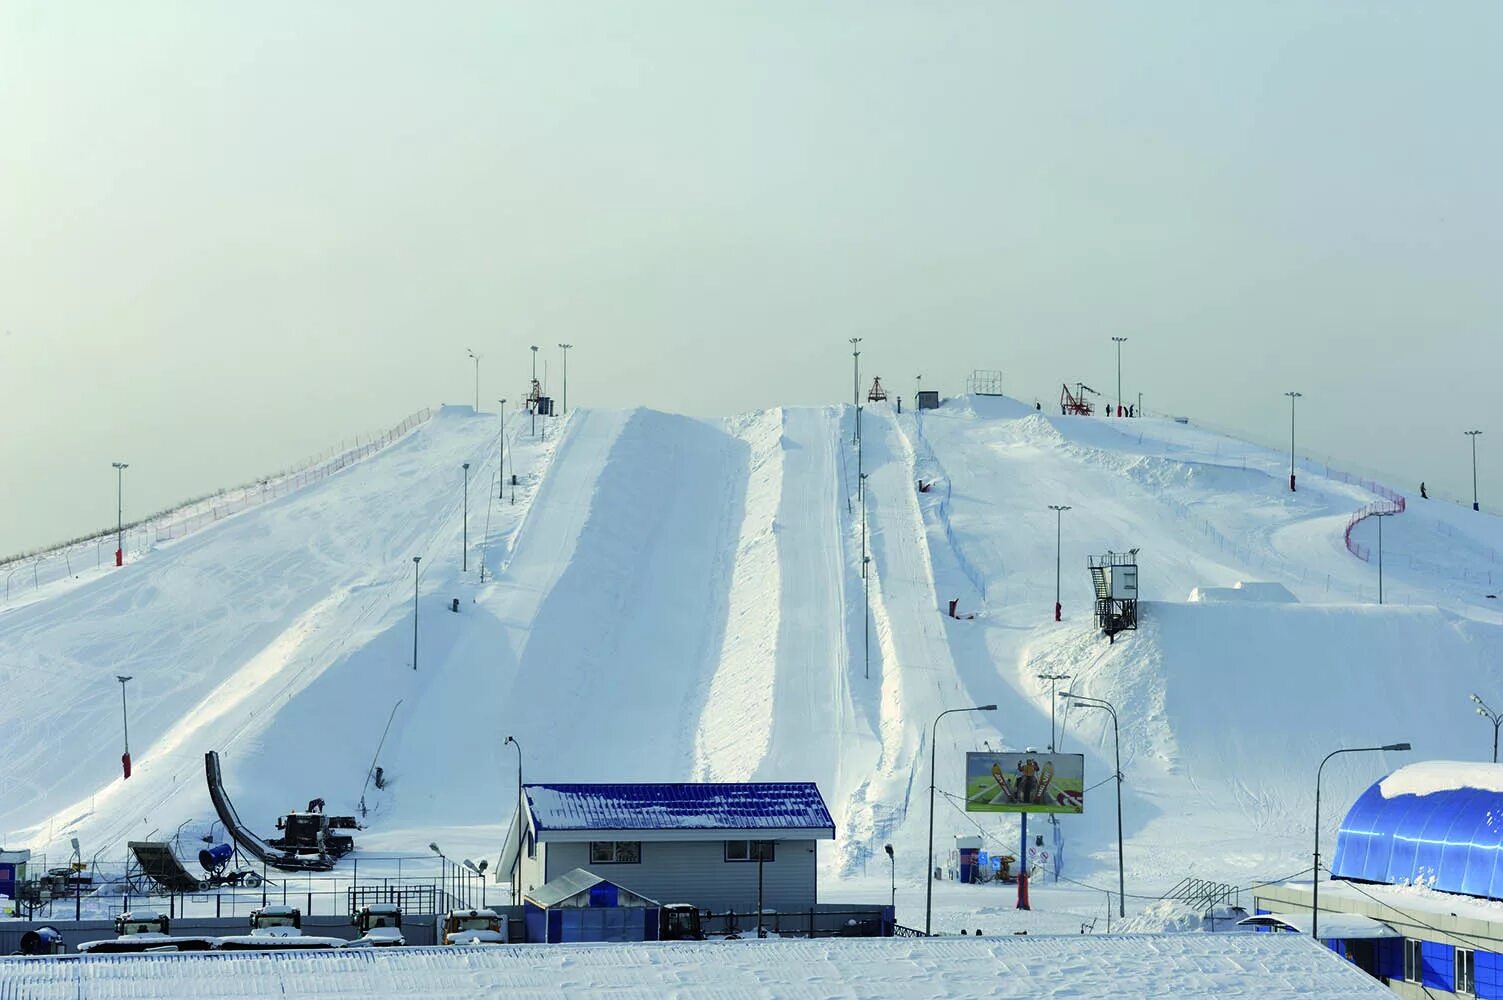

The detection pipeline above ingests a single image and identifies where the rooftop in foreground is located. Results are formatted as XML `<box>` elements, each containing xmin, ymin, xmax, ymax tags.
<box><xmin>0</xmin><ymin>933</ymin><xmax>1390</xmax><ymax>999</ymax></box>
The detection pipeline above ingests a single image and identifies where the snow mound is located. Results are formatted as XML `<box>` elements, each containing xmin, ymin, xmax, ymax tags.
<box><xmin>1187</xmin><ymin>581</ymin><xmax>1297</xmax><ymax>603</ymax></box>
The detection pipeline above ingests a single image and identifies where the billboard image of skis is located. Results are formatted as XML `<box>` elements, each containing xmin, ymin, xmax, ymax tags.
<box><xmin>965</xmin><ymin>752</ymin><xmax>1085</xmax><ymax>814</ymax></box>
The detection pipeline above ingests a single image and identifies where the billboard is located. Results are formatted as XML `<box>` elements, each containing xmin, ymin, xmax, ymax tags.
<box><xmin>964</xmin><ymin>752</ymin><xmax>1084</xmax><ymax>814</ymax></box>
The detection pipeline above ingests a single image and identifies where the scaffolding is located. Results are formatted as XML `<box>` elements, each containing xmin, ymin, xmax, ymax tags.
<box><xmin>967</xmin><ymin>370</ymin><xmax>1005</xmax><ymax>396</ymax></box>
<box><xmin>1087</xmin><ymin>550</ymin><xmax>1139</xmax><ymax>640</ymax></box>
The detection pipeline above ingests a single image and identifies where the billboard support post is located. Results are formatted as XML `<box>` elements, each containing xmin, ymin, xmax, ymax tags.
<box><xmin>1017</xmin><ymin>813</ymin><xmax>1030</xmax><ymax>910</ymax></box>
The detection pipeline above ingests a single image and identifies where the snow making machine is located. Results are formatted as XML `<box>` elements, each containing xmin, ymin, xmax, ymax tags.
<box><xmin>204</xmin><ymin>750</ymin><xmax>356</xmax><ymax>872</ymax></box>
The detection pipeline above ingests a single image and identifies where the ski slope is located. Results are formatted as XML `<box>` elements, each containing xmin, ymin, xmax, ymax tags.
<box><xmin>3</xmin><ymin>394</ymin><xmax>1501</xmax><ymax>931</ymax></box>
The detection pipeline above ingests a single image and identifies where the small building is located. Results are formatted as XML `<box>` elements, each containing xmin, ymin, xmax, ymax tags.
<box><xmin>499</xmin><ymin>782</ymin><xmax>836</xmax><ymax>914</ymax></box>
<box><xmin>523</xmin><ymin>868</ymin><xmax>660</xmax><ymax>943</ymax></box>
<box><xmin>1254</xmin><ymin>761</ymin><xmax>1503</xmax><ymax>996</ymax></box>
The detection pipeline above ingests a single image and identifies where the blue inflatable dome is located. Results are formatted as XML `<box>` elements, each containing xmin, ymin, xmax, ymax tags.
<box><xmin>1332</xmin><ymin>761</ymin><xmax>1503</xmax><ymax>900</ymax></box>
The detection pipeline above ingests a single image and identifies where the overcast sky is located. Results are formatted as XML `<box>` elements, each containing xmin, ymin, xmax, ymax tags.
<box><xmin>2</xmin><ymin>2</ymin><xmax>1499</xmax><ymax>555</ymax></box>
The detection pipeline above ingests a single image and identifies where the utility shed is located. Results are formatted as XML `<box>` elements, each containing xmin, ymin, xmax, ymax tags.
<box><xmin>499</xmin><ymin>782</ymin><xmax>836</xmax><ymax>915</ymax></box>
<box><xmin>523</xmin><ymin>868</ymin><xmax>660</xmax><ymax>943</ymax></box>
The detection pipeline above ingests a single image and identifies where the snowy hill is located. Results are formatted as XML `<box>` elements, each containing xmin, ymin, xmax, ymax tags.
<box><xmin>2</xmin><ymin>396</ymin><xmax>1500</xmax><ymax>921</ymax></box>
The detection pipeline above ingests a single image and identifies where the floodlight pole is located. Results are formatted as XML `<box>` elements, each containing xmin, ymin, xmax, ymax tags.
<box><xmin>1048</xmin><ymin>505</ymin><xmax>1070</xmax><ymax>621</ymax></box>
<box><xmin>850</xmin><ymin>338</ymin><xmax>862</xmax><ymax>445</ymax></box>
<box><xmin>1036</xmin><ymin>673</ymin><xmax>1070</xmax><ymax>751</ymax></box>
<box><xmin>112</xmin><ymin>461</ymin><xmax>129</xmax><ymax>567</ymax></box>
<box><xmin>1467</xmin><ymin>430</ymin><xmax>1483</xmax><ymax>511</ymax></box>
<box><xmin>558</xmin><ymin>344</ymin><xmax>572</xmax><ymax>414</ymax></box>
<box><xmin>1312</xmin><ymin>743</ymin><xmax>1410</xmax><ymax>939</ymax></box>
<box><xmin>1372</xmin><ymin>509</ymin><xmax>1398</xmax><ymax>604</ymax></box>
<box><xmin>498</xmin><ymin>400</ymin><xmax>508</xmax><ymax>500</ymax></box>
<box><xmin>116</xmin><ymin>674</ymin><xmax>133</xmax><ymax>779</ymax></box>
<box><xmin>1471</xmin><ymin>694</ymin><xmax>1501</xmax><ymax>763</ymax></box>
<box><xmin>1061</xmin><ymin>692</ymin><xmax>1123</xmax><ymax>916</ymax></box>
<box><xmin>462</xmin><ymin>463</ymin><xmax>470</xmax><ymax>572</ymax></box>
<box><xmin>505</xmin><ymin>735</ymin><xmax>523</xmax><ymax>901</ymax></box>
<box><xmin>466</xmin><ymin>349</ymin><xmax>482</xmax><ymax>412</ymax></box>
<box><xmin>861</xmin><ymin>474</ymin><xmax>870</xmax><ymax>679</ymax></box>
<box><xmin>925</xmin><ymin>704</ymin><xmax>997</xmax><ymax>936</ymax></box>
<box><xmin>884</xmin><ymin>844</ymin><xmax>896</xmax><ymax>912</ymax></box>
<box><xmin>411</xmin><ymin>557</ymin><xmax>421</xmax><ymax>670</ymax></box>
<box><xmin>1285</xmin><ymin>392</ymin><xmax>1302</xmax><ymax>491</ymax></box>
<box><xmin>1111</xmin><ymin>337</ymin><xmax>1127</xmax><ymax>417</ymax></box>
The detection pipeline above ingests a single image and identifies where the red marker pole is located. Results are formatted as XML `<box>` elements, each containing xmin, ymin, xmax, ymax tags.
<box><xmin>117</xmin><ymin>674</ymin><xmax>133</xmax><ymax>779</ymax></box>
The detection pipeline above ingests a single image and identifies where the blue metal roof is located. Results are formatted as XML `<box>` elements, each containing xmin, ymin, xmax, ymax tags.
<box><xmin>1333</xmin><ymin>772</ymin><xmax>1503</xmax><ymax>899</ymax></box>
<box><xmin>523</xmin><ymin>782</ymin><xmax>835</xmax><ymax>835</ymax></box>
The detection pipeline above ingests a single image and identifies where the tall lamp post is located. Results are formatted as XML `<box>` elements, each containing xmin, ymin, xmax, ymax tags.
<box><xmin>1471</xmin><ymin>694</ymin><xmax>1502</xmax><ymax>762</ymax></box>
<box><xmin>884</xmin><ymin>843</ymin><xmax>895</xmax><ymax>912</ymax></box>
<box><xmin>926</xmin><ymin>703</ymin><xmax>997</xmax><ymax>935</ymax></box>
<box><xmin>1373</xmin><ymin>509</ymin><xmax>1396</xmax><ymax>604</ymax></box>
<box><xmin>411</xmin><ymin>556</ymin><xmax>421</xmax><ymax>670</ymax></box>
<box><xmin>112</xmin><ymin>461</ymin><xmax>129</xmax><ymax>567</ymax></box>
<box><xmin>558</xmin><ymin>344</ymin><xmax>572</xmax><ymax>414</ymax></box>
<box><xmin>466</xmin><ymin>349</ymin><xmax>482</xmax><ymax>412</ymax></box>
<box><xmin>1048</xmin><ymin>505</ymin><xmax>1071</xmax><ymax>621</ymax></box>
<box><xmin>1284</xmin><ymin>392</ymin><xmax>1302</xmax><ymax>492</ymax></box>
<box><xmin>504</xmin><ymin>735</ymin><xmax>523</xmax><ymax>901</ymax></box>
<box><xmin>1313</xmin><ymin>743</ymin><xmax>1410</xmax><ymax>939</ymax></box>
<box><xmin>114</xmin><ymin>673</ymin><xmax>133</xmax><ymax>775</ymax></box>
<box><xmin>849</xmin><ymin>337</ymin><xmax>862</xmax><ymax>444</ymax></box>
<box><xmin>498</xmin><ymin>400</ymin><xmax>508</xmax><ymax>501</ymax></box>
<box><xmin>461</xmin><ymin>463</ymin><xmax>471</xmax><ymax>571</ymax></box>
<box><xmin>1060</xmin><ymin>691</ymin><xmax>1124</xmax><ymax>916</ymax></box>
<box><xmin>1466</xmin><ymin>430</ymin><xmax>1483</xmax><ymax>511</ymax></box>
<box><xmin>1036</xmin><ymin>673</ymin><xmax>1070</xmax><ymax>751</ymax></box>
<box><xmin>1111</xmin><ymin>337</ymin><xmax>1127</xmax><ymax>417</ymax></box>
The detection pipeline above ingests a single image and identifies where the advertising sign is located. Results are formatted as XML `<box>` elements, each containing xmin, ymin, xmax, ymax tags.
<box><xmin>964</xmin><ymin>752</ymin><xmax>1084</xmax><ymax>814</ymax></box>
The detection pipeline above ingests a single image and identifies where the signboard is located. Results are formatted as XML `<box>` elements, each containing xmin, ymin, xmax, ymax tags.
<box><xmin>964</xmin><ymin>752</ymin><xmax>1084</xmax><ymax>814</ymax></box>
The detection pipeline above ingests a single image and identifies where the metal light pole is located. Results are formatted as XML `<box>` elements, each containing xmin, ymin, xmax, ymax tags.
<box><xmin>462</xmin><ymin>463</ymin><xmax>471</xmax><ymax>572</ymax></box>
<box><xmin>884</xmin><ymin>843</ymin><xmax>895</xmax><ymax>912</ymax></box>
<box><xmin>1313</xmin><ymin>743</ymin><xmax>1410</xmax><ymax>939</ymax></box>
<box><xmin>411</xmin><ymin>556</ymin><xmax>421</xmax><ymax>670</ymax></box>
<box><xmin>558</xmin><ymin>344</ymin><xmax>572</xmax><ymax>414</ymax></box>
<box><xmin>466</xmin><ymin>348</ymin><xmax>482</xmax><ymax>412</ymax></box>
<box><xmin>1036</xmin><ymin>673</ymin><xmax>1070</xmax><ymax>751</ymax></box>
<box><xmin>1373</xmin><ymin>509</ymin><xmax>1396</xmax><ymax>604</ymax></box>
<box><xmin>112</xmin><ymin>461</ymin><xmax>129</xmax><ymax>567</ymax></box>
<box><xmin>1111</xmin><ymin>337</ymin><xmax>1127</xmax><ymax>417</ymax></box>
<box><xmin>850</xmin><ymin>337</ymin><xmax>862</xmax><ymax>444</ymax></box>
<box><xmin>504</xmin><ymin>735</ymin><xmax>523</xmax><ymax>901</ymax></box>
<box><xmin>926</xmin><ymin>703</ymin><xmax>997</xmax><ymax>935</ymax></box>
<box><xmin>116</xmin><ymin>675</ymin><xmax>133</xmax><ymax>779</ymax></box>
<box><xmin>1467</xmin><ymin>430</ymin><xmax>1483</xmax><ymax>511</ymax></box>
<box><xmin>1285</xmin><ymin>392</ymin><xmax>1302</xmax><ymax>492</ymax></box>
<box><xmin>1060</xmin><ymin>692</ymin><xmax>1124</xmax><ymax>916</ymax></box>
<box><xmin>1471</xmin><ymin>694</ymin><xmax>1502</xmax><ymax>762</ymax></box>
<box><xmin>530</xmin><ymin>346</ymin><xmax>539</xmax><ymax>438</ymax></box>
<box><xmin>498</xmin><ymin>400</ymin><xmax>508</xmax><ymax>500</ymax></box>
<box><xmin>861</xmin><ymin>474</ymin><xmax>870</xmax><ymax>679</ymax></box>
<box><xmin>1048</xmin><ymin>505</ymin><xmax>1071</xmax><ymax>621</ymax></box>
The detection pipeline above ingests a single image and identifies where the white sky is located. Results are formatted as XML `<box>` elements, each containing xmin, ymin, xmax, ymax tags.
<box><xmin>2</xmin><ymin>2</ymin><xmax>1499</xmax><ymax>554</ymax></box>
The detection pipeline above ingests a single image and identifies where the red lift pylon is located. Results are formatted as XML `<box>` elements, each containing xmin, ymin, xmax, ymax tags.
<box><xmin>1060</xmin><ymin>382</ymin><xmax>1098</xmax><ymax>416</ymax></box>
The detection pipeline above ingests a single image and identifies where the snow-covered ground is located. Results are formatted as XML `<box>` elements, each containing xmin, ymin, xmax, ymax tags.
<box><xmin>2</xmin><ymin>395</ymin><xmax>1501</xmax><ymax>937</ymax></box>
<box><xmin>0</xmin><ymin>934</ymin><xmax>1390</xmax><ymax>999</ymax></box>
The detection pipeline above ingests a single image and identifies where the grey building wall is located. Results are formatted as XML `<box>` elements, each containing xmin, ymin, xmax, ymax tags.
<box><xmin>537</xmin><ymin>839</ymin><xmax>819</xmax><ymax>914</ymax></box>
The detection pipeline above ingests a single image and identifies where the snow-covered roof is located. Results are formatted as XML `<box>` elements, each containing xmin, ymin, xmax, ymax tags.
<box><xmin>1236</xmin><ymin>912</ymin><xmax>1399</xmax><ymax>939</ymax></box>
<box><xmin>523</xmin><ymin>867</ymin><xmax>659</xmax><ymax>909</ymax></box>
<box><xmin>522</xmin><ymin>782</ymin><xmax>836</xmax><ymax>836</ymax></box>
<box><xmin>0</xmin><ymin>933</ymin><xmax>1392</xmax><ymax>998</ymax></box>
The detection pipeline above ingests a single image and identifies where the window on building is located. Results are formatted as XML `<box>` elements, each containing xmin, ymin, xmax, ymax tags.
<box><xmin>589</xmin><ymin>841</ymin><xmax>641</xmax><ymax>864</ymax></box>
<box><xmin>1457</xmin><ymin>948</ymin><xmax>1475</xmax><ymax>996</ymax></box>
<box><xmin>724</xmin><ymin>840</ymin><xmax>775</xmax><ymax>862</ymax></box>
<box><xmin>1404</xmin><ymin>939</ymin><xmax>1423</xmax><ymax>983</ymax></box>
<box><xmin>526</xmin><ymin>830</ymin><xmax>536</xmax><ymax>860</ymax></box>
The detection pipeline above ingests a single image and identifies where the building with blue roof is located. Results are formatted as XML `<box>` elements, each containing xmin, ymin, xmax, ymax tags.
<box><xmin>497</xmin><ymin>782</ymin><xmax>837</xmax><ymax>917</ymax></box>
<box><xmin>1253</xmin><ymin>761</ymin><xmax>1503</xmax><ymax>998</ymax></box>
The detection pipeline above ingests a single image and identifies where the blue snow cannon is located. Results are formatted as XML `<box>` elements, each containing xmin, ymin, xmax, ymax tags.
<box><xmin>200</xmin><ymin>843</ymin><xmax>235</xmax><ymax>875</ymax></box>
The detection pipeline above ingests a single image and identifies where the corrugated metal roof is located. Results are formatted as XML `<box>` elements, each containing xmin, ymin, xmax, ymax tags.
<box><xmin>523</xmin><ymin>782</ymin><xmax>835</xmax><ymax>834</ymax></box>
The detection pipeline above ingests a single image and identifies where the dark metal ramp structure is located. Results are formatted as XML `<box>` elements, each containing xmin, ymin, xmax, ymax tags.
<box><xmin>127</xmin><ymin>841</ymin><xmax>205</xmax><ymax>893</ymax></box>
<box><xmin>205</xmin><ymin>750</ymin><xmax>334</xmax><ymax>872</ymax></box>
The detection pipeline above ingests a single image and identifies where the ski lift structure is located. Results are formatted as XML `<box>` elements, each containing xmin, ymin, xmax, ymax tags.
<box><xmin>867</xmin><ymin>377</ymin><xmax>888</xmax><ymax>403</ymax></box>
<box><xmin>1088</xmin><ymin>549</ymin><xmax>1139</xmax><ymax>641</ymax></box>
<box><xmin>1060</xmin><ymin>382</ymin><xmax>1099</xmax><ymax>416</ymax></box>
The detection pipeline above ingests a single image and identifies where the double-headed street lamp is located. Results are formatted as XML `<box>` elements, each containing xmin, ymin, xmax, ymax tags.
<box><xmin>466</xmin><ymin>349</ymin><xmax>482</xmax><ymax>412</ymax></box>
<box><xmin>111</xmin><ymin>462</ymin><xmax>129</xmax><ymax>567</ymax></box>
<box><xmin>1471</xmin><ymin>694</ymin><xmax>1502</xmax><ymax>762</ymax></box>
<box><xmin>1037</xmin><ymin>673</ymin><xmax>1070</xmax><ymax>751</ymax></box>
<box><xmin>1048</xmin><ymin>505</ymin><xmax>1070</xmax><ymax>621</ymax></box>
<box><xmin>1466</xmin><ymin>430</ymin><xmax>1483</xmax><ymax>512</ymax></box>
<box><xmin>1060</xmin><ymin>691</ymin><xmax>1123</xmax><ymax>916</ymax></box>
<box><xmin>1373</xmin><ymin>509</ymin><xmax>1397</xmax><ymax>604</ymax></box>
<box><xmin>1284</xmin><ymin>392</ymin><xmax>1302</xmax><ymax>492</ymax></box>
<box><xmin>1313</xmin><ymin>743</ymin><xmax>1410</xmax><ymax>939</ymax></box>
<box><xmin>1111</xmin><ymin>338</ymin><xmax>1127</xmax><ymax>417</ymax></box>
<box><xmin>926</xmin><ymin>703</ymin><xmax>997</xmax><ymax>935</ymax></box>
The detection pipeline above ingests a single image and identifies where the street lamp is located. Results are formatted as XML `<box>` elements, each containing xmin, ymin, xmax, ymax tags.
<box><xmin>116</xmin><ymin>675</ymin><xmax>133</xmax><ymax>779</ymax></box>
<box><xmin>1466</xmin><ymin>430</ymin><xmax>1483</xmax><ymax>511</ymax></box>
<box><xmin>411</xmin><ymin>557</ymin><xmax>421</xmax><ymax>670</ymax></box>
<box><xmin>558</xmin><ymin>344</ymin><xmax>572</xmax><ymax>414</ymax></box>
<box><xmin>463</xmin><ymin>859</ymin><xmax>489</xmax><ymax>908</ymax></box>
<box><xmin>849</xmin><ymin>338</ymin><xmax>862</xmax><ymax>445</ymax></box>
<box><xmin>111</xmin><ymin>462</ymin><xmax>129</xmax><ymax>567</ymax></box>
<box><xmin>1036</xmin><ymin>673</ymin><xmax>1070</xmax><ymax>751</ymax></box>
<box><xmin>1471</xmin><ymin>694</ymin><xmax>1502</xmax><ymax>762</ymax></box>
<box><xmin>1048</xmin><ymin>505</ymin><xmax>1071</xmax><ymax>621</ymax></box>
<box><xmin>466</xmin><ymin>349</ymin><xmax>482</xmax><ymax>412</ymax></box>
<box><xmin>461</xmin><ymin>463</ymin><xmax>471</xmax><ymax>571</ymax></box>
<box><xmin>498</xmin><ymin>400</ymin><xmax>508</xmax><ymax>501</ymax></box>
<box><xmin>1372</xmin><ymin>509</ymin><xmax>1397</xmax><ymax>604</ymax></box>
<box><xmin>1313</xmin><ymin>743</ymin><xmax>1410</xmax><ymax>939</ymax></box>
<box><xmin>1111</xmin><ymin>338</ymin><xmax>1127</xmax><ymax>417</ymax></box>
<box><xmin>884</xmin><ymin>843</ymin><xmax>895</xmax><ymax>912</ymax></box>
<box><xmin>1284</xmin><ymin>392</ymin><xmax>1302</xmax><ymax>492</ymax></box>
<box><xmin>926</xmin><ymin>704</ymin><xmax>997</xmax><ymax>935</ymax></box>
<box><xmin>1060</xmin><ymin>691</ymin><xmax>1123</xmax><ymax>916</ymax></box>
<box><xmin>504</xmin><ymin>735</ymin><xmax>523</xmax><ymax>901</ymax></box>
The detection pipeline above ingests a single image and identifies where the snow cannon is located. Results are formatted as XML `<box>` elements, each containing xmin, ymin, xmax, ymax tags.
<box><xmin>200</xmin><ymin>843</ymin><xmax>235</xmax><ymax>876</ymax></box>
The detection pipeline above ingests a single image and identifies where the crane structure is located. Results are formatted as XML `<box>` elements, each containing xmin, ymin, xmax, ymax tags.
<box><xmin>1060</xmin><ymin>382</ymin><xmax>1099</xmax><ymax>416</ymax></box>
